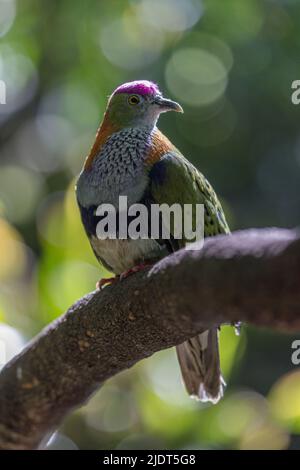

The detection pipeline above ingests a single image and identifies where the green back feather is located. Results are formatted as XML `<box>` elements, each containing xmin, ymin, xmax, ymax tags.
<box><xmin>149</xmin><ymin>152</ymin><xmax>230</xmax><ymax>247</ymax></box>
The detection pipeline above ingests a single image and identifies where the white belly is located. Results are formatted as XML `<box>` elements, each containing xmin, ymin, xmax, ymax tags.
<box><xmin>90</xmin><ymin>236</ymin><xmax>166</xmax><ymax>274</ymax></box>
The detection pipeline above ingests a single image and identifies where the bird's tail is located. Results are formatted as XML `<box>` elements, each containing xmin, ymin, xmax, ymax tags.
<box><xmin>176</xmin><ymin>328</ymin><xmax>225</xmax><ymax>404</ymax></box>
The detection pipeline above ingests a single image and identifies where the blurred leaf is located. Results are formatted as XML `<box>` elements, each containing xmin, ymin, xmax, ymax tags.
<box><xmin>269</xmin><ymin>370</ymin><xmax>300</xmax><ymax>433</ymax></box>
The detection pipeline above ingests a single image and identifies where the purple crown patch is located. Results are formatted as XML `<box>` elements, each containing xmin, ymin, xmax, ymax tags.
<box><xmin>114</xmin><ymin>80</ymin><xmax>160</xmax><ymax>97</ymax></box>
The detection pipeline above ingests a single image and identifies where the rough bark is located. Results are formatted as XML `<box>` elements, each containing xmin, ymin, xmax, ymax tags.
<box><xmin>0</xmin><ymin>228</ymin><xmax>300</xmax><ymax>449</ymax></box>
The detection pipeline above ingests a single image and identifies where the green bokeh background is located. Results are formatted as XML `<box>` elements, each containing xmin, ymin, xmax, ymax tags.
<box><xmin>1</xmin><ymin>0</ymin><xmax>300</xmax><ymax>450</ymax></box>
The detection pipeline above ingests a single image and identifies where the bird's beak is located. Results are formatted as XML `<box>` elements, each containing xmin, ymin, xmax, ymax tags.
<box><xmin>153</xmin><ymin>95</ymin><xmax>184</xmax><ymax>113</ymax></box>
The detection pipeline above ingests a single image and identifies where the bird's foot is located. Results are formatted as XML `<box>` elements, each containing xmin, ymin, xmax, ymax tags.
<box><xmin>97</xmin><ymin>262</ymin><xmax>153</xmax><ymax>289</ymax></box>
<box><xmin>120</xmin><ymin>262</ymin><xmax>153</xmax><ymax>281</ymax></box>
<box><xmin>96</xmin><ymin>276</ymin><xmax>119</xmax><ymax>290</ymax></box>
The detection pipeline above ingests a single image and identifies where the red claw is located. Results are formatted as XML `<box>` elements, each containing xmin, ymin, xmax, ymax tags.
<box><xmin>97</xmin><ymin>262</ymin><xmax>153</xmax><ymax>289</ymax></box>
<box><xmin>96</xmin><ymin>276</ymin><xmax>118</xmax><ymax>290</ymax></box>
<box><xmin>120</xmin><ymin>262</ymin><xmax>153</xmax><ymax>281</ymax></box>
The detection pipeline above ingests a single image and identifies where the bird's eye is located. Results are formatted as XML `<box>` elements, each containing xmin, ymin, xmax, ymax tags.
<box><xmin>128</xmin><ymin>95</ymin><xmax>140</xmax><ymax>105</ymax></box>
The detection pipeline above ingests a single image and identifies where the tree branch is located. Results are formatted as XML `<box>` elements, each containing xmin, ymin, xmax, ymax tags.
<box><xmin>0</xmin><ymin>228</ymin><xmax>300</xmax><ymax>449</ymax></box>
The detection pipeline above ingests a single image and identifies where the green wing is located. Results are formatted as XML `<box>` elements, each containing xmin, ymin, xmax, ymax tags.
<box><xmin>148</xmin><ymin>152</ymin><xmax>230</xmax><ymax>247</ymax></box>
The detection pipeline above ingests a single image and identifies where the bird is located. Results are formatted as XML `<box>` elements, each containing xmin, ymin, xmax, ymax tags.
<box><xmin>76</xmin><ymin>80</ymin><xmax>230</xmax><ymax>404</ymax></box>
